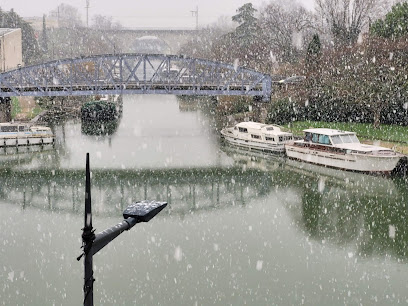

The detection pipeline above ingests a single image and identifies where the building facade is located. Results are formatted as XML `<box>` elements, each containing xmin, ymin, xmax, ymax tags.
<box><xmin>0</xmin><ymin>28</ymin><xmax>23</xmax><ymax>72</ymax></box>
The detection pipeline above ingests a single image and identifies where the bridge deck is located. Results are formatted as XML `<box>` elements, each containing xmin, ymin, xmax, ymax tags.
<box><xmin>0</xmin><ymin>54</ymin><xmax>272</xmax><ymax>101</ymax></box>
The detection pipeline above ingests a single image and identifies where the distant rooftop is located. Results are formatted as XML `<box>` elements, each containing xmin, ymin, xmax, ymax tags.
<box><xmin>0</xmin><ymin>28</ymin><xmax>20</xmax><ymax>36</ymax></box>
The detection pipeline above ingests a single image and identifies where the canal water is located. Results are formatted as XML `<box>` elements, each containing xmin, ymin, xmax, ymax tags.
<box><xmin>1</xmin><ymin>95</ymin><xmax>408</xmax><ymax>305</ymax></box>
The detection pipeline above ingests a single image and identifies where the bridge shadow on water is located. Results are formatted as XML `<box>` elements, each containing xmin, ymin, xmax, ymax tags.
<box><xmin>1</xmin><ymin>144</ymin><xmax>408</xmax><ymax>261</ymax></box>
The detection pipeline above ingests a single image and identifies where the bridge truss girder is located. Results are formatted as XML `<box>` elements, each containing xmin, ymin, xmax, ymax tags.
<box><xmin>0</xmin><ymin>54</ymin><xmax>272</xmax><ymax>101</ymax></box>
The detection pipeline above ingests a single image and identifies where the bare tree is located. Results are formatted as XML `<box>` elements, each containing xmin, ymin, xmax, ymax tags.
<box><xmin>259</xmin><ymin>0</ymin><xmax>314</xmax><ymax>62</ymax></box>
<box><xmin>49</xmin><ymin>3</ymin><xmax>83</xmax><ymax>28</ymax></box>
<box><xmin>92</xmin><ymin>15</ymin><xmax>123</xmax><ymax>30</ymax></box>
<box><xmin>315</xmin><ymin>0</ymin><xmax>392</xmax><ymax>45</ymax></box>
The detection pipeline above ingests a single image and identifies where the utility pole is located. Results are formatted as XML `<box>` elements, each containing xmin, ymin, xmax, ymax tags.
<box><xmin>190</xmin><ymin>6</ymin><xmax>198</xmax><ymax>31</ymax></box>
<box><xmin>85</xmin><ymin>0</ymin><xmax>90</xmax><ymax>27</ymax></box>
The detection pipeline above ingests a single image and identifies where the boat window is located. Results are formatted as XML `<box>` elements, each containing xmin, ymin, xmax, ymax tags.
<box><xmin>312</xmin><ymin>133</ymin><xmax>319</xmax><ymax>143</ymax></box>
<box><xmin>251</xmin><ymin>134</ymin><xmax>260</xmax><ymax>139</ymax></box>
<box><xmin>349</xmin><ymin>134</ymin><xmax>360</xmax><ymax>143</ymax></box>
<box><xmin>331</xmin><ymin>135</ymin><xmax>342</xmax><ymax>144</ymax></box>
<box><xmin>19</xmin><ymin>126</ymin><xmax>25</xmax><ymax>132</ymax></box>
<box><xmin>238</xmin><ymin>127</ymin><xmax>248</xmax><ymax>133</ymax></box>
<box><xmin>340</xmin><ymin>134</ymin><xmax>353</xmax><ymax>143</ymax></box>
<box><xmin>1</xmin><ymin>126</ymin><xmax>18</xmax><ymax>132</ymax></box>
<box><xmin>265</xmin><ymin>137</ymin><xmax>274</xmax><ymax>141</ymax></box>
<box><xmin>266</xmin><ymin>127</ymin><xmax>274</xmax><ymax>131</ymax></box>
<box><xmin>279</xmin><ymin>135</ymin><xmax>291</xmax><ymax>142</ymax></box>
<box><xmin>304</xmin><ymin>132</ymin><xmax>312</xmax><ymax>142</ymax></box>
<box><xmin>319</xmin><ymin>135</ymin><xmax>331</xmax><ymax>145</ymax></box>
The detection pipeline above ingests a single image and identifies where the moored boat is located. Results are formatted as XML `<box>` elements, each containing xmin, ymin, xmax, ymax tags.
<box><xmin>221</xmin><ymin>122</ymin><xmax>294</xmax><ymax>153</ymax></box>
<box><xmin>285</xmin><ymin>128</ymin><xmax>402</xmax><ymax>174</ymax></box>
<box><xmin>0</xmin><ymin>122</ymin><xmax>54</xmax><ymax>147</ymax></box>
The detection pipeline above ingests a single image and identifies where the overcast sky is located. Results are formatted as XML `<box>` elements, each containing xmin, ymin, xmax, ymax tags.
<box><xmin>1</xmin><ymin>0</ymin><xmax>315</xmax><ymax>29</ymax></box>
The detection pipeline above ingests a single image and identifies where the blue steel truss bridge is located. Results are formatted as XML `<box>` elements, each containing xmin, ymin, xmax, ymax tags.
<box><xmin>0</xmin><ymin>54</ymin><xmax>272</xmax><ymax>101</ymax></box>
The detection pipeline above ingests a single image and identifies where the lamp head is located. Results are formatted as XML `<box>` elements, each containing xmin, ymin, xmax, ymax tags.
<box><xmin>123</xmin><ymin>200</ymin><xmax>167</xmax><ymax>223</ymax></box>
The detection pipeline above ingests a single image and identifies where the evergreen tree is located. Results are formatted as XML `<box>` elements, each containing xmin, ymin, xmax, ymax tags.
<box><xmin>42</xmin><ymin>14</ymin><xmax>48</xmax><ymax>53</ymax></box>
<box><xmin>305</xmin><ymin>34</ymin><xmax>323</xmax><ymax>114</ymax></box>
<box><xmin>370</xmin><ymin>2</ymin><xmax>408</xmax><ymax>39</ymax></box>
<box><xmin>306</xmin><ymin>34</ymin><xmax>321</xmax><ymax>64</ymax></box>
<box><xmin>232</xmin><ymin>3</ymin><xmax>259</xmax><ymax>48</ymax></box>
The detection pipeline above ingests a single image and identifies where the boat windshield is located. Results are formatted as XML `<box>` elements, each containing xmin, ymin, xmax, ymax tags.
<box><xmin>331</xmin><ymin>135</ymin><xmax>342</xmax><ymax>144</ymax></box>
<box><xmin>348</xmin><ymin>134</ymin><xmax>360</xmax><ymax>143</ymax></box>
<box><xmin>331</xmin><ymin>134</ymin><xmax>360</xmax><ymax>144</ymax></box>
<box><xmin>310</xmin><ymin>133</ymin><xmax>330</xmax><ymax>145</ymax></box>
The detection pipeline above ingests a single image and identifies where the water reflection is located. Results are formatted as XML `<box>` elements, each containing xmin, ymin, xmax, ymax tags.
<box><xmin>0</xmin><ymin>144</ymin><xmax>55</xmax><ymax>168</ymax></box>
<box><xmin>2</xmin><ymin>166</ymin><xmax>275</xmax><ymax>217</ymax></box>
<box><xmin>3</xmin><ymin>143</ymin><xmax>407</xmax><ymax>262</ymax></box>
<box><xmin>81</xmin><ymin>120</ymin><xmax>119</xmax><ymax>136</ymax></box>
<box><xmin>220</xmin><ymin>145</ymin><xmax>408</xmax><ymax>260</ymax></box>
<box><xmin>295</xmin><ymin>171</ymin><xmax>408</xmax><ymax>259</ymax></box>
<box><xmin>2</xmin><ymin>95</ymin><xmax>407</xmax><ymax>305</ymax></box>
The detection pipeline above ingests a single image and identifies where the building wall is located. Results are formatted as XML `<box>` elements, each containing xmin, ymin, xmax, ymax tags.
<box><xmin>0</xmin><ymin>28</ymin><xmax>23</xmax><ymax>72</ymax></box>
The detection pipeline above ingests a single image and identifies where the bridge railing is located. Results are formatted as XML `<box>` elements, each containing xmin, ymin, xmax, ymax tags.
<box><xmin>0</xmin><ymin>54</ymin><xmax>272</xmax><ymax>101</ymax></box>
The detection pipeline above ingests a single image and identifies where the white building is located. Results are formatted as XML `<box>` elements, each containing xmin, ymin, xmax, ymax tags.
<box><xmin>0</xmin><ymin>28</ymin><xmax>23</xmax><ymax>72</ymax></box>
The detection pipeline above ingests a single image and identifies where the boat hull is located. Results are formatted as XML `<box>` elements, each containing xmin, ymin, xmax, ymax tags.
<box><xmin>221</xmin><ymin>130</ymin><xmax>285</xmax><ymax>153</ymax></box>
<box><xmin>285</xmin><ymin>144</ymin><xmax>401</xmax><ymax>174</ymax></box>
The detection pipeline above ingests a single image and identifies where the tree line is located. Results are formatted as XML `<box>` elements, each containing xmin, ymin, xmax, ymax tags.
<box><xmin>0</xmin><ymin>3</ymin><xmax>124</xmax><ymax>65</ymax></box>
<box><xmin>180</xmin><ymin>0</ymin><xmax>408</xmax><ymax>128</ymax></box>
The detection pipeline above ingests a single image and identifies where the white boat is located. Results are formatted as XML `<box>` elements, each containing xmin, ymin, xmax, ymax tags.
<box><xmin>220</xmin><ymin>122</ymin><xmax>294</xmax><ymax>153</ymax></box>
<box><xmin>285</xmin><ymin>128</ymin><xmax>402</xmax><ymax>174</ymax></box>
<box><xmin>0</xmin><ymin>122</ymin><xmax>55</xmax><ymax>147</ymax></box>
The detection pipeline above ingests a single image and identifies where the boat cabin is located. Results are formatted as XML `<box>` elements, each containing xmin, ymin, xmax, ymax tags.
<box><xmin>0</xmin><ymin>123</ymin><xmax>53</xmax><ymax>136</ymax></box>
<box><xmin>233</xmin><ymin>122</ymin><xmax>293</xmax><ymax>143</ymax></box>
<box><xmin>30</xmin><ymin>126</ymin><xmax>53</xmax><ymax>135</ymax></box>
<box><xmin>303</xmin><ymin>128</ymin><xmax>359</xmax><ymax>146</ymax></box>
<box><xmin>0</xmin><ymin>123</ymin><xmax>29</xmax><ymax>133</ymax></box>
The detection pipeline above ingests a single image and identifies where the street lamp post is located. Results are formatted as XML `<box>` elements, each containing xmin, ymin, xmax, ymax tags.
<box><xmin>77</xmin><ymin>153</ymin><xmax>167</xmax><ymax>306</ymax></box>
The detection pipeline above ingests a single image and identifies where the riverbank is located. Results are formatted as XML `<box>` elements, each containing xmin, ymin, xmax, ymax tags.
<box><xmin>11</xmin><ymin>95</ymin><xmax>123</xmax><ymax>123</ymax></box>
<box><xmin>11</xmin><ymin>97</ymin><xmax>43</xmax><ymax>122</ymax></box>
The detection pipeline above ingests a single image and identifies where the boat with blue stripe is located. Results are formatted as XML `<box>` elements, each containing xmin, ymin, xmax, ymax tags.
<box><xmin>0</xmin><ymin>122</ymin><xmax>54</xmax><ymax>147</ymax></box>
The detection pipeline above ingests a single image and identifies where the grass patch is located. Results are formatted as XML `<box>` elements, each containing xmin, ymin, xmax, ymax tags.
<box><xmin>10</xmin><ymin>97</ymin><xmax>21</xmax><ymax>119</ymax></box>
<box><xmin>27</xmin><ymin>106</ymin><xmax>44</xmax><ymax>120</ymax></box>
<box><xmin>287</xmin><ymin>121</ymin><xmax>408</xmax><ymax>143</ymax></box>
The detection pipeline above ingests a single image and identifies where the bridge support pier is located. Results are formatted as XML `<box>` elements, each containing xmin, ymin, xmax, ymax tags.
<box><xmin>0</xmin><ymin>97</ymin><xmax>11</xmax><ymax>122</ymax></box>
